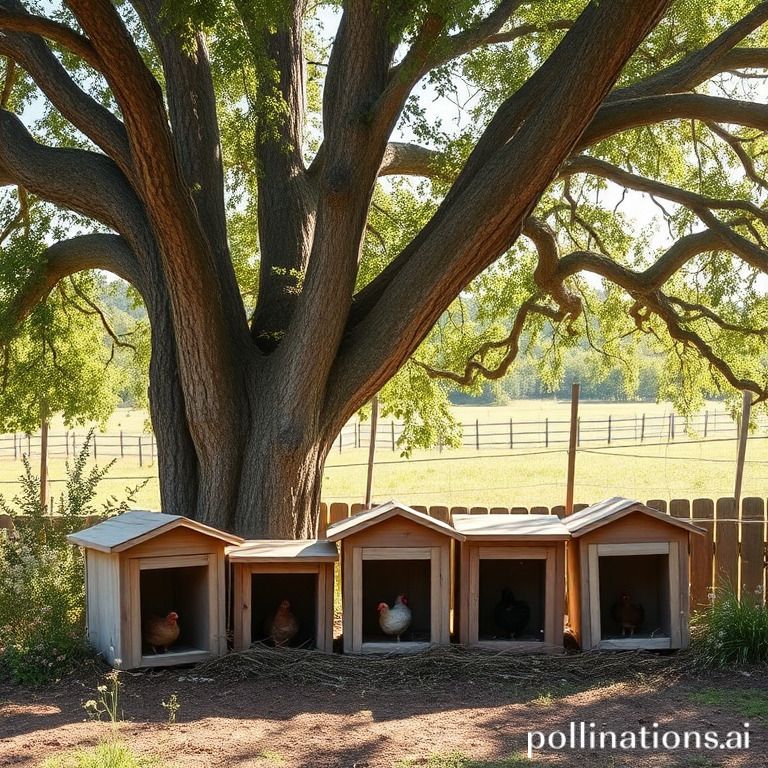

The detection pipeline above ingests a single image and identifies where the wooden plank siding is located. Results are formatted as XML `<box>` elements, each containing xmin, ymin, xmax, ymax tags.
<box><xmin>741</xmin><ymin>497</ymin><xmax>766</xmax><ymax>602</ymax></box>
<box><xmin>317</xmin><ymin>497</ymin><xmax>767</xmax><ymax>606</ymax></box>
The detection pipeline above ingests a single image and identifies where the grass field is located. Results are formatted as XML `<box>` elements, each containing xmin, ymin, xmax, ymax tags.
<box><xmin>0</xmin><ymin>400</ymin><xmax>765</xmax><ymax>512</ymax></box>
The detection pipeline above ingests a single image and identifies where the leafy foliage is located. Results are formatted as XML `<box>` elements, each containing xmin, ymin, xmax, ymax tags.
<box><xmin>0</xmin><ymin>435</ymin><xmax>145</xmax><ymax>684</ymax></box>
<box><xmin>691</xmin><ymin>588</ymin><xmax>768</xmax><ymax>668</ymax></box>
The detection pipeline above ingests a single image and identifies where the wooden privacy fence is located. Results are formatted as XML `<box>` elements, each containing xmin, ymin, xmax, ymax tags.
<box><xmin>320</xmin><ymin>497</ymin><xmax>768</xmax><ymax>608</ymax></box>
<box><xmin>3</xmin><ymin>496</ymin><xmax>765</xmax><ymax>609</ymax></box>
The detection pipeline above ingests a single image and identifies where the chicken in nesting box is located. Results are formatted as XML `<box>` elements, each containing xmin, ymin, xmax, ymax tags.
<box><xmin>268</xmin><ymin>599</ymin><xmax>299</xmax><ymax>646</ymax></box>
<box><xmin>377</xmin><ymin>594</ymin><xmax>412</xmax><ymax>641</ymax></box>
<box><xmin>611</xmin><ymin>593</ymin><xmax>645</xmax><ymax>636</ymax></box>
<box><xmin>142</xmin><ymin>611</ymin><xmax>180</xmax><ymax>653</ymax></box>
<box><xmin>493</xmin><ymin>588</ymin><xmax>530</xmax><ymax>639</ymax></box>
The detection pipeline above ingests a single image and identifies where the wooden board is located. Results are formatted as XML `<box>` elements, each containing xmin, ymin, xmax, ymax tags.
<box><xmin>85</xmin><ymin>550</ymin><xmax>121</xmax><ymax>665</ymax></box>
<box><xmin>68</xmin><ymin>510</ymin><xmax>241</xmax><ymax>552</ymax></box>
<box><xmin>690</xmin><ymin>498</ymin><xmax>714</xmax><ymax>608</ymax></box>
<box><xmin>329</xmin><ymin>503</ymin><xmax>348</xmax><ymax>525</ymax></box>
<box><xmin>229</xmin><ymin>539</ymin><xmax>338</xmax><ymax>562</ymax></box>
<box><xmin>670</xmin><ymin>499</ymin><xmax>691</xmax><ymax>521</ymax></box>
<box><xmin>715</xmin><ymin>497</ymin><xmax>739</xmax><ymax>592</ymax></box>
<box><xmin>740</xmin><ymin>497</ymin><xmax>765</xmax><ymax>603</ymax></box>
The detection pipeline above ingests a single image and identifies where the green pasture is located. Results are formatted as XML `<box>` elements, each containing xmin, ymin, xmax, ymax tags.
<box><xmin>0</xmin><ymin>401</ymin><xmax>765</xmax><ymax>512</ymax></box>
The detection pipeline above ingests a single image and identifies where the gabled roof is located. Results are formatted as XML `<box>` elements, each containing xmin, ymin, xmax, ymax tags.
<box><xmin>229</xmin><ymin>539</ymin><xmax>338</xmax><ymax>562</ymax></box>
<box><xmin>67</xmin><ymin>510</ymin><xmax>243</xmax><ymax>553</ymax></box>
<box><xmin>325</xmin><ymin>500</ymin><xmax>465</xmax><ymax>542</ymax></box>
<box><xmin>452</xmin><ymin>513</ymin><xmax>570</xmax><ymax>540</ymax></box>
<box><xmin>562</xmin><ymin>496</ymin><xmax>704</xmax><ymax>537</ymax></box>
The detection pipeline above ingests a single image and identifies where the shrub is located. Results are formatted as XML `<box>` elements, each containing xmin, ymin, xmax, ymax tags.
<box><xmin>41</xmin><ymin>741</ymin><xmax>163</xmax><ymax>768</ymax></box>
<box><xmin>690</xmin><ymin>588</ymin><xmax>768</xmax><ymax>668</ymax></box>
<box><xmin>0</xmin><ymin>433</ymin><xmax>145</xmax><ymax>683</ymax></box>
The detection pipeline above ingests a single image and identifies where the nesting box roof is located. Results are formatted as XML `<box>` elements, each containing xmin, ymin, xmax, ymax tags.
<box><xmin>228</xmin><ymin>539</ymin><xmax>338</xmax><ymax>562</ymax></box>
<box><xmin>563</xmin><ymin>496</ymin><xmax>704</xmax><ymax>537</ymax></box>
<box><xmin>66</xmin><ymin>510</ymin><xmax>243</xmax><ymax>553</ymax></box>
<box><xmin>326</xmin><ymin>500</ymin><xmax>465</xmax><ymax>541</ymax></box>
<box><xmin>452</xmin><ymin>513</ymin><xmax>570</xmax><ymax>540</ymax></box>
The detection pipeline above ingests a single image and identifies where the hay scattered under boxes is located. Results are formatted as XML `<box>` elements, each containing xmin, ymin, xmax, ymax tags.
<box><xmin>198</xmin><ymin>643</ymin><xmax>694</xmax><ymax>691</ymax></box>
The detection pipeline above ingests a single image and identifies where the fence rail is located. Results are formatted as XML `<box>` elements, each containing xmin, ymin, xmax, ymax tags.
<box><xmin>4</xmin><ymin>495</ymin><xmax>764</xmax><ymax>608</ymax></box>
<box><xmin>319</xmin><ymin>496</ymin><xmax>767</xmax><ymax>608</ymax></box>
<box><xmin>337</xmin><ymin>408</ymin><xmax>764</xmax><ymax>453</ymax></box>
<box><xmin>3</xmin><ymin>408</ymin><xmax>763</xmax><ymax>463</ymax></box>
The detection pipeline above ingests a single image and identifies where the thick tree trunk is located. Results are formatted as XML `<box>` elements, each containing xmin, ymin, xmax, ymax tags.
<box><xmin>232</xmin><ymin>383</ymin><xmax>328</xmax><ymax>539</ymax></box>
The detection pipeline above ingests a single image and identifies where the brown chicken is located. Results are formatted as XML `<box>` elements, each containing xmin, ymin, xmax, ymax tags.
<box><xmin>269</xmin><ymin>599</ymin><xmax>299</xmax><ymax>646</ymax></box>
<box><xmin>142</xmin><ymin>611</ymin><xmax>180</xmax><ymax>653</ymax></box>
<box><xmin>611</xmin><ymin>594</ymin><xmax>644</xmax><ymax>636</ymax></box>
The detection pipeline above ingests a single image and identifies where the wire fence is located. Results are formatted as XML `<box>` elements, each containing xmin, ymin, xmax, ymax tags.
<box><xmin>0</xmin><ymin>430</ymin><xmax>157</xmax><ymax>464</ymax></box>
<box><xmin>333</xmin><ymin>407</ymin><xmax>764</xmax><ymax>453</ymax></box>
<box><xmin>0</xmin><ymin>407</ymin><xmax>764</xmax><ymax>465</ymax></box>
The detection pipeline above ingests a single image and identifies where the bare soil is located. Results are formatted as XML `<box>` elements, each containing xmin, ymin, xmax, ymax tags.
<box><xmin>1</xmin><ymin>655</ymin><xmax>766</xmax><ymax>767</ymax></box>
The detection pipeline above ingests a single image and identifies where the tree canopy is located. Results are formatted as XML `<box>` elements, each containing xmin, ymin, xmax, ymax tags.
<box><xmin>1</xmin><ymin>0</ymin><xmax>767</xmax><ymax>536</ymax></box>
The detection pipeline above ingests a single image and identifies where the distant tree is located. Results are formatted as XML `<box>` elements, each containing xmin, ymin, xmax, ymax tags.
<box><xmin>1</xmin><ymin>0</ymin><xmax>768</xmax><ymax>537</ymax></box>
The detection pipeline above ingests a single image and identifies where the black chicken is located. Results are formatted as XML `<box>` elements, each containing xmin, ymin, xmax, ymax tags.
<box><xmin>493</xmin><ymin>587</ymin><xmax>530</xmax><ymax>639</ymax></box>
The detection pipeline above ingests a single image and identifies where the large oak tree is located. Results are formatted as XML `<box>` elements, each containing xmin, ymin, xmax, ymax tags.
<box><xmin>1</xmin><ymin>0</ymin><xmax>768</xmax><ymax>537</ymax></box>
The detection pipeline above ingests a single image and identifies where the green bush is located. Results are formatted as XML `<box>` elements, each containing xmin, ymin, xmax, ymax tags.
<box><xmin>691</xmin><ymin>589</ymin><xmax>768</xmax><ymax>668</ymax></box>
<box><xmin>0</xmin><ymin>433</ymin><xmax>145</xmax><ymax>683</ymax></box>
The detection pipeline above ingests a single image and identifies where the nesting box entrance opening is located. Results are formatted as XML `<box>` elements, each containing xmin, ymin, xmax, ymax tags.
<box><xmin>362</xmin><ymin>559</ymin><xmax>431</xmax><ymax>644</ymax></box>
<box><xmin>139</xmin><ymin>564</ymin><xmax>210</xmax><ymax>656</ymax></box>
<box><xmin>250</xmin><ymin>573</ymin><xmax>318</xmax><ymax>648</ymax></box>
<box><xmin>596</xmin><ymin>552</ymin><xmax>672</xmax><ymax>645</ymax></box>
<box><xmin>229</xmin><ymin>539</ymin><xmax>337</xmax><ymax>654</ymax></box>
<box><xmin>478</xmin><ymin>558</ymin><xmax>546</xmax><ymax>643</ymax></box>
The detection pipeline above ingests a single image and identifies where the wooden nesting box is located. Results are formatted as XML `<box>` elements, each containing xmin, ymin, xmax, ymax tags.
<box><xmin>326</xmin><ymin>500</ymin><xmax>464</xmax><ymax>654</ymax></box>
<box><xmin>453</xmin><ymin>514</ymin><xmax>568</xmax><ymax>652</ymax></box>
<box><xmin>68</xmin><ymin>510</ymin><xmax>242</xmax><ymax>669</ymax></box>
<box><xmin>564</xmin><ymin>497</ymin><xmax>704</xmax><ymax>650</ymax></box>
<box><xmin>230</xmin><ymin>539</ymin><xmax>337</xmax><ymax>653</ymax></box>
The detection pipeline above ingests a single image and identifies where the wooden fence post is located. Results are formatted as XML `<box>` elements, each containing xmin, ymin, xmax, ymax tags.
<box><xmin>138</xmin><ymin>436</ymin><xmax>143</xmax><ymax>467</ymax></box>
<box><xmin>565</xmin><ymin>382</ymin><xmax>580</xmax><ymax>516</ymax></box>
<box><xmin>391</xmin><ymin>420</ymin><xmax>396</xmax><ymax>451</ymax></box>
<box><xmin>545</xmin><ymin>417</ymin><xmax>549</xmax><ymax>448</ymax></box>
<box><xmin>704</xmin><ymin>410</ymin><xmax>708</xmax><ymax>438</ymax></box>
<box><xmin>640</xmin><ymin>413</ymin><xmax>645</xmax><ymax>442</ymax></box>
<box><xmin>509</xmin><ymin>418</ymin><xmax>513</xmax><ymax>449</ymax></box>
<box><xmin>365</xmin><ymin>396</ymin><xmax>379</xmax><ymax>508</ymax></box>
<box><xmin>734</xmin><ymin>391</ymin><xmax>751</xmax><ymax>505</ymax></box>
<box><xmin>120</xmin><ymin>430</ymin><xmax>124</xmax><ymax>458</ymax></box>
<box><xmin>607</xmin><ymin>415</ymin><xmax>612</xmax><ymax>444</ymax></box>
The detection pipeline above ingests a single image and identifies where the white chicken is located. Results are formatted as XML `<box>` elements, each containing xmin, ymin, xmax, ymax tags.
<box><xmin>377</xmin><ymin>594</ymin><xmax>412</xmax><ymax>641</ymax></box>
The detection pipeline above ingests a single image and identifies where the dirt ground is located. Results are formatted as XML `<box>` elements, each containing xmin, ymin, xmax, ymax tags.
<box><xmin>1</xmin><ymin>655</ymin><xmax>766</xmax><ymax>768</ymax></box>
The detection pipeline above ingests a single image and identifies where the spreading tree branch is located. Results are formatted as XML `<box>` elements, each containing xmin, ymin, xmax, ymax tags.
<box><xmin>66</xmin><ymin>275</ymin><xmax>137</xmax><ymax>352</ymax></box>
<box><xmin>1</xmin><ymin>233</ymin><xmax>141</xmax><ymax>336</ymax></box>
<box><xmin>581</xmin><ymin>93</ymin><xmax>768</xmax><ymax>149</ymax></box>
<box><xmin>0</xmin><ymin>2</ymin><xmax>101</xmax><ymax>70</ymax></box>
<box><xmin>610</xmin><ymin>2</ymin><xmax>768</xmax><ymax>100</ymax></box>
<box><xmin>0</xmin><ymin>30</ymin><xmax>131</xmax><ymax>174</ymax></box>
<box><xmin>326</xmin><ymin>0</ymin><xmax>673</xmax><ymax>432</ymax></box>
<box><xmin>379</xmin><ymin>142</ymin><xmax>443</xmax><ymax>178</ymax></box>
<box><xmin>413</xmin><ymin>297</ymin><xmax>564</xmax><ymax>385</ymax></box>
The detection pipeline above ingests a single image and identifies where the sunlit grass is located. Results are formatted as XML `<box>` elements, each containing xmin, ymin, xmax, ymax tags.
<box><xmin>1</xmin><ymin>401</ymin><xmax>765</xmax><ymax>511</ymax></box>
